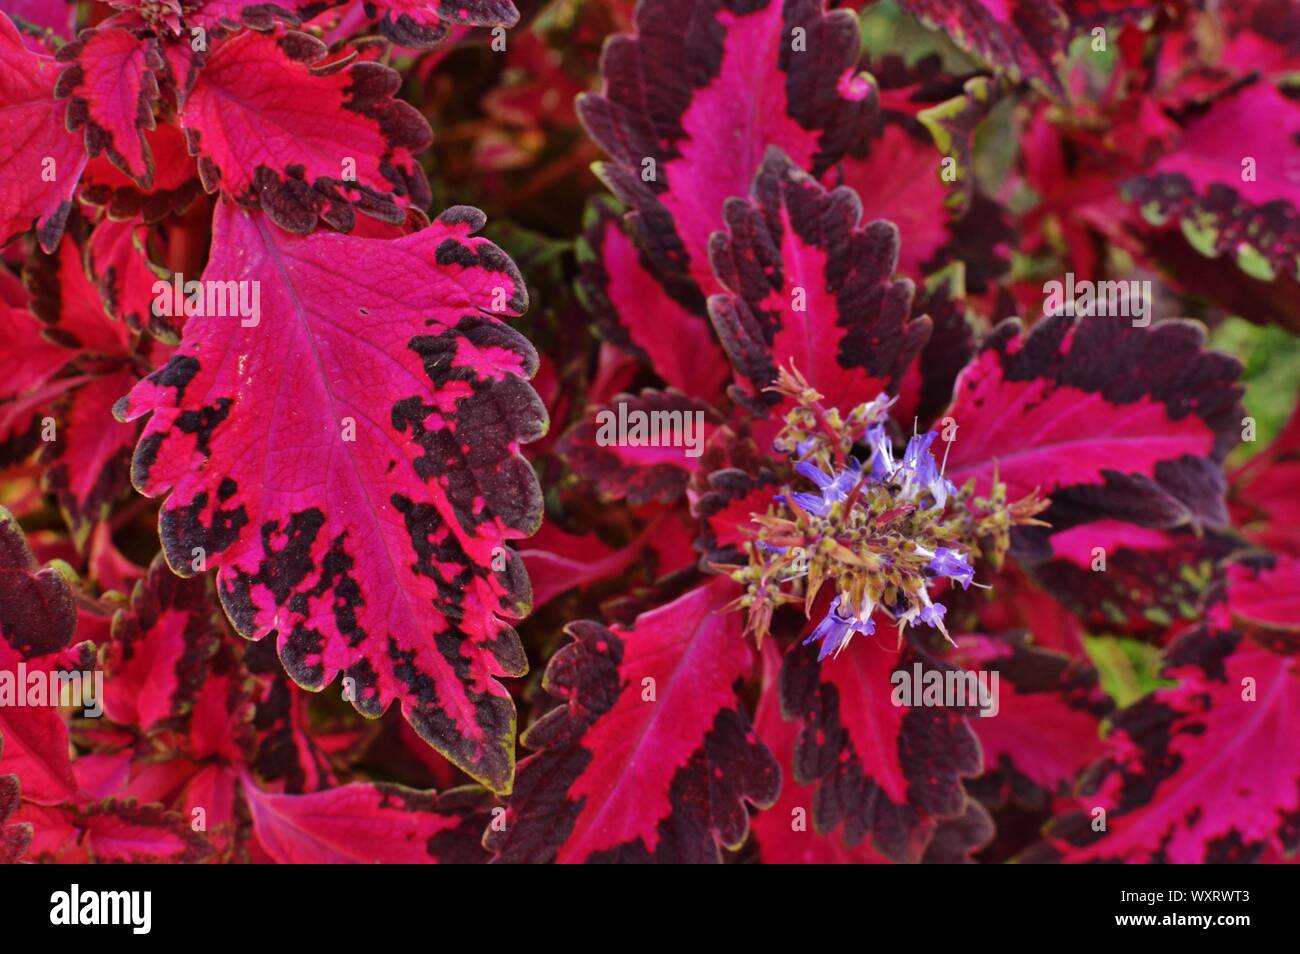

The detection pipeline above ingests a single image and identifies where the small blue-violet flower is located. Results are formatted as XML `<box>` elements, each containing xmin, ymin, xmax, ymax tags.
<box><xmin>928</xmin><ymin>547</ymin><xmax>974</xmax><ymax>589</ymax></box>
<box><xmin>782</xmin><ymin>457</ymin><xmax>863</xmax><ymax>517</ymax></box>
<box><xmin>803</xmin><ymin>595</ymin><xmax>876</xmax><ymax>661</ymax></box>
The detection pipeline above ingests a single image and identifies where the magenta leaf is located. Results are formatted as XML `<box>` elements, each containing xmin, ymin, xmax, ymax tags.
<box><xmin>79</xmin><ymin>123</ymin><xmax>200</xmax><ymax>224</ymax></box>
<box><xmin>39</xmin><ymin>368</ymin><xmax>141</xmax><ymax>547</ymax></box>
<box><xmin>105</xmin><ymin>555</ymin><xmax>224</xmax><ymax>733</ymax></box>
<box><xmin>578</xmin><ymin>0</ymin><xmax>876</xmax><ymax>308</ymax></box>
<box><xmin>115</xmin><ymin>202</ymin><xmax>543</xmax><ymax>793</ymax></box>
<box><xmin>0</xmin><ymin>299</ymin><xmax>76</xmax><ymax>465</ymax></box>
<box><xmin>0</xmin><ymin>754</ymin><xmax>32</xmax><ymax>863</ymax></box>
<box><xmin>55</xmin><ymin>27</ymin><xmax>163</xmax><ymax>188</ymax></box>
<box><xmin>1027</xmin><ymin>520</ymin><xmax>1235</xmax><ymax>636</ymax></box>
<box><xmin>180</xmin><ymin>28</ymin><xmax>433</xmax><ymax>234</ymax></box>
<box><xmin>779</xmin><ymin>636</ymin><xmax>982</xmax><ymax>862</ymax></box>
<box><xmin>751</xmin><ymin>644</ymin><xmax>893</xmax><ymax>862</ymax></box>
<box><xmin>1220</xmin><ymin>555</ymin><xmax>1300</xmax><ymax>656</ymax></box>
<box><xmin>17</xmin><ymin>227</ymin><xmax>141</xmax><ymax>544</ymax></box>
<box><xmin>1226</xmin><ymin>555</ymin><xmax>1300</xmax><ymax>633</ymax></box>
<box><xmin>0</xmin><ymin>12</ymin><xmax>88</xmax><ymax>252</ymax></box>
<box><xmin>85</xmin><ymin>217</ymin><xmax>163</xmax><ymax>334</ymax></box>
<box><xmin>0</xmin><ymin>708</ymin><xmax>77</xmax><ymax>809</ymax></box>
<box><xmin>577</xmin><ymin>199</ymin><xmax>729</xmax><ymax>403</ymax></box>
<box><xmin>1043</xmin><ymin>629</ymin><xmax>1300</xmax><ymax>862</ymax></box>
<box><xmin>895</xmin><ymin>0</ymin><xmax>1070</xmax><ymax>95</ymax></box>
<box><xmin>1126</xmin><ymin>83</ymin><xmax>1300</xmax><ymax>283</ymax></box>
<box><xmin>369</xmin><ymin>0</ymin><xmax>520</xmax><ymax>48</ymax></box>
<box><xmin>24</xmin><ymin>225</ymin><xmax>133</xmax><ymax>354</ymax></box>
<box><xmin>708</xmin><ymin>147</ymin><xmax>931</xmax><ymax>413</ymax></box>
<box><xmin>558</xmin><ymin>388</ymin><xmax>720</xmax><ymax>505</ymax></box>
<box><xmin>889</xmin><ymin>265</ymin><xmax>975</xmax><ymax>429</ymax></box>
<box><xmin>0</xmin><ymin>506</ymin><xmax>92</xmax><ymax>806</ymax></box>
<box><xmin>24</xmin><ymin>798</ymin><xmax>213</xmax><ymax>863</ymax></box>
<box><xmin>1231</xmin><ymin>406</ymin><xmax>1300</xmax><ymax>555</ymax></box>
<box><xmin>837</xmin><ymin>124</ymin><xmax>952</xmax><ymax>277</ymax></box>
<box><xmin>519</xmin><ymin>522</ymin><xmax>644</xmax><ymax>612</ymax></box>
<box><xmin>486</xmin><ymin>578</ymin><xmax>780</xmax><ymax>862</ymax></box>
<box><xmin>186</xmin><ymin>0</ymin><xmax>331</xmax><ymax>32</ymax></box>
<box><xmin>244</xmin><ymin>777</ymin><xmax>492</xmax><ymax>863</ymax></box>
<box><xmin>5</xmin><ymin>0</ymin><xmax>77</xmax><ymax>38</ymax></box>
<box><xmin>955</xmin><ymin>633</ymin><xmax>1111</xmax><ymax>811</ymax></box>
<box><xmin>943</xmin><ymin>315</ymin><xmax>1243</xmax><ymax>529</ymax></box>
<box><xmin>241</xmin><ymin>638</ymin><xmax>337</xmax><ymax>794</ymax></box>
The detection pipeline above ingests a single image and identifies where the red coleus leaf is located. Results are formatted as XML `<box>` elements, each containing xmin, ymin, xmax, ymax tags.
<box><xmin>890</xmin><ymin>265</ymin><xmax>976</xmax><ymax>430</ymax></box>
<box><xmin>0</xmin><ymin>753</ymin><xmax>33</xmax><ymax>863</ymax></box>
<box><xmin>181</xmin><ymin>654</ymin><xmax>258</xmax><ymax>765</ymax></box>
<box><xmin>0</xmin><ymin>506</ymin><xmax>93</xmax><ymax>806</ymax></box>
<box><xmin>519</xmin><ymin>521</ymin><xmax>645</xmax><ymax>612</ymax></box>
<box><xmin>486</xmin><ymin>578</ymin><xmax>780</xmax><ymax>862</ymax></box>
<box><xmin>708</xmin><ymin>148</ymin><xmax>931</xmax><ymax>413</ymax></box>
<box><xmin>115</xmin><ymin>203</ymin><xmax>543</xmax><ymax>793</ymax></box>
<box><xmin>19</xmin><ymin>797</ymin><xmax>213</xmax><ymax>863</ymax></box>
<box><xmin>576</xmin><ymin>199</ymin><xmax>729</xmax><ymax>404</ymax></box>
<box><xmin>578</xmin><ymin>0</ymin><xmax>875</xmax><ymax>309</ymax></box>
<box><xmin>39</xmin><ymin>368</ymin><xmax>142</xmax><ymax>546</ymax></box>
<box><xmin>0</xmin><ymin>706</ymin><xmax>77</xmax><ymax>808</ymax></box>
<box><xmin>1126</xmin><ymin>82</ymin><xmax>1300</xmax><ymax>284</ymax></box>
<box><xmin>836</xmin><ymin>124</ymin><xmax>952</xmax><ymax>278</ymax></box>
<box><xmin>943</xmin><ymin>315</ymin><xmax>1243</xmax><ymax>529</ymax></box>
<box><xmin>24</xmin><ymin>225</ymin><xmax>133</xmax><ymax>354</ymax></box>
<box><xmin>79</xmin><ymin>123</ymin><xmax>201</xmax><ymax>224</ymax></box>
<box><xmin>183</xmin><ymin>0</ymin><xmax>332</xmax><ymax>32</ymax></box>
<box><xmin>369</xmin><ymin>0</ymin><xmax>520</xmax><ymax>50</ymax></box>
<box><xmin>956</xmin><ymin>563</ymin><xmax>1086</xmax><ymax>657</ymax></box>
<box><xmin>14</xmin><ymin>227</ymin><xmax>143</xmax><ymax>543</ymax></box>
<box><xmin>687</xmin><ymin>423</ymin><xmax>782</xmax><ymax>564</ymax></box>
<box><xmin>558</xmin><ymin>388</ymin><xmax>720</xmax><ymax>505</ymax></box>
<box><xmin>895</xmin><ymin>0</ymin><xmax>1070</xmax><ymax>96</ymax></box>
<box><xmin>0</xmin><ymin>300</ymin><xmax>75</xmax><ymax>465</ymax></box>
<box><xmin>179</xmin><ymin>762</ymin><xmax>246</xmax><ymax>860</ymax></box>
<box><xmin>5</xmin><ymin>0</ymin><xmax>76</xmax><ymax>38</ymax></box>
<box><xmin>1027</xmin><ymin>519</ymin><xmax>1236</xmax><ymax>637</ymax></box>
<box><xmin>0</xmin><ymin>12</ymin><xmax>88</xmax><ymax>252</ymax></box>
<box><xmin>105</xmin><ymin>555</ymin><xmax>224</xmax><ymax>733</ymax></box>
<box><xmin>1231</xmin><ymin>407</ymin><xmax>1300</xmax><ymax>556</ymax></box>
<box><xmin>241</xmin><ymin>638</ymin><xmax>336</xmax><ymax>794</ymax></box>
<box><xmin>1043</xmin><ymin>629</ymin><xmax>1300</xmax><ymax>862</ymax></box>
<box><xmin>85</xmin><ymin>217</ymin><xmax>162</xmax><ymax>333</ymax></box>
<box><xmin>1224</xmin><ymin>555</ymin><xmax>1300</xmax><ymax>637</ymax></box>
<box><xmin>954</xmin><ymin>633</ymin><xmax>1111</xmax><ymax>811</ymax></box>
<box><xmin>243</xmin><ymin>777</ymin><xmax>492</xmax><ymax>863</ymax></box>
<box><xmin>778</xmin><ymin>634</ymin><xmax>982</xmax><ymax>862</ymax></box>
<box><xmin>751</xmin><ymin>643</ymin><xmax>892</xmax><ymax>862</ymax></box>
<box><xmin>55</xmin><ymin>27</ymin><xmax>164</xmax><ymax>188</ymax></box>
<box><xmin>1210</xmin><ymin>0</ymin><xmax>1300</xmax><ymax>82</ymax></box>
<box><xmin>180</xmin><ymin>29</ymin><xmax>433</xmax><ymax>234</ymax></box>
<box><xmin>0</xmin><ymin>505</ymin><xmax>79</xmax><ymax>665</ymax></box>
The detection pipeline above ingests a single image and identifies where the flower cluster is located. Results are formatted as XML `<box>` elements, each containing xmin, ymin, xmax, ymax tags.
<box><xmin>725</xmin><ymin>367</ymin><xmax>1047</xmax><ymax>660</ymax></box>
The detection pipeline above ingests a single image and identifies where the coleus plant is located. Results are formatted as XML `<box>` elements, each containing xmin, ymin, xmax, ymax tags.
<box><xmin>0</xmin><ymin>0</ymin><xmax>1297</xmax><ymax>867</ymax></box>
